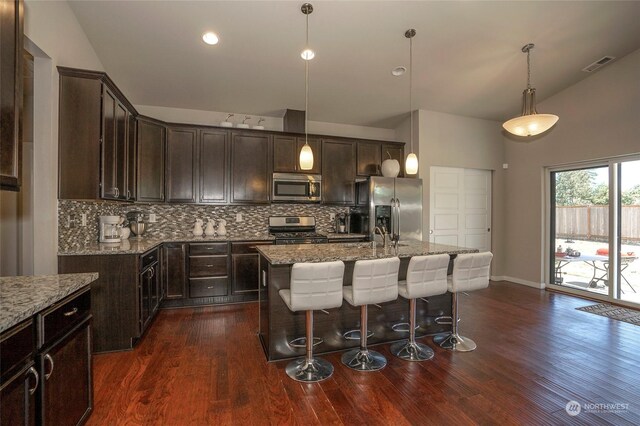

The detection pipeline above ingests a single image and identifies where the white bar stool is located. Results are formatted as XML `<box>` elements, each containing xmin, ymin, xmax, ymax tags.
<box><xmin>342</xmin><ymin>257</ymin><xmax>400</xmax><ymax>372</ymax></box>
<box><xmin>433</xmin><ymin>252</ymin><xmax>493</xmax><ymax>352</ymax></box>
<box><xmin>279</xmin><ymin>261</ymin><xmax>345</xmax><ymax>383</ymax></box>
<box><xmin>390</xmin><ymin>254</ymin><xmax>450</xmax><ymax>361</ymax></box>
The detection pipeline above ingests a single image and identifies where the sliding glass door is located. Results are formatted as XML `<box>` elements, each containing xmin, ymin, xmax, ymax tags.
<box><xmin>619</xmin><ymin>160</ymin><xmax>640</xmax><ymax>304</ymax></box>
<box><xmin>549</xmin><ymin>157</ymin><xmax>640</xmax><ymax>306</ymax></box>
<box><xmin>550</xmin><ymin>165</ymin><xmax>610</xmax><ymax>295</ymax></box>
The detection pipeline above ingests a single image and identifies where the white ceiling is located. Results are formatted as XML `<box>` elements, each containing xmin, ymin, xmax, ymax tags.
<box><xmin>68</xmin><ymin>1</ymin><xmax>640</xmax><ymax>129</ymax></box>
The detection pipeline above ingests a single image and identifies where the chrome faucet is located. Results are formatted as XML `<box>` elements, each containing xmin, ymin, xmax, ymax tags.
<box><xmin>374</xmin><ymin>226</ymin><xmax>388</xmax><ymax>248</ymax></box>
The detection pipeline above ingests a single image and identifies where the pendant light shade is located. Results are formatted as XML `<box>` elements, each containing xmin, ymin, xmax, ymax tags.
<box><xmin>299</xmin><ymin>3</ymin><xmax>314</xmax><ymax>170</ymax></box>
<box><xmin>404</xmin><ymin>29</ymin><xmax>418</xmax><ymax>175</ymax></box>
<box><xmin>503</xmin><ymin>44</ymin><xmax>559</xmax><ymax>137</ymax></box>
<box><xmin>405</xmin><ymin>153</ymin><xmax>418</xmax><ymax>175</ymax></box>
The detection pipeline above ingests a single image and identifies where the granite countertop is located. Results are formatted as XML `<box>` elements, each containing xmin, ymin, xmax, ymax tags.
<box><xmin>325</xmin><ymin>233</ymin><xmax>368</xmax><ymax>240</ymax></box>
<box><xmin>257</xmin><ymin>241</ymin><xmax>478</xmax><ymax>265</ymax></box>
<box><xmin>0</xmin><ymin>273</ymin><xmax>98</xmax><ymax>333</ymax></box>
<box><xmin>58</xmin><ymin>233</ymin><xmax>275</xmax><ymax>256</ymax></box>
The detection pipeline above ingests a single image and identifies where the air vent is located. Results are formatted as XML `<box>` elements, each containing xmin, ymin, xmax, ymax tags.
<box><xmin>582</xmin><ymin>56</ymin><xmax>616</xmax><ymax>73</ymax></box>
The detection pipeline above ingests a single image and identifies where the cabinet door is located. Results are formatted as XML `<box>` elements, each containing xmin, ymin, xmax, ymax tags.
<box><xmin>381</xmin><ymin>143</ymin><xmax>405</xmax><ymax>177</ymax></box>
<box><xmin>231</xmin><ymin>254</ymin><xmax>260</xmax><ymax>296</ymax></box>
<box><xmin>296</xmin><ymin>137</ymin><xmax>321</xmax><ymax>174</ymax></box>
<box><xmin>166</xmin><ymin>127</ymin><xmax>197</xmax><ymax>202</ymax></box>
<box><xmin>126</xmin><ymin>114</ymin><xmax>137</xmax><ymax>200</ymax></box>
<box><xmin>322</xmin><ymin>139</ymin><xmax>356</xmax><ymax>205</ymax></box>
<box><xmin>139</xmin><ymin>269</ymin><xmax>151</xmax><ymax>331</ymax></box>
<box><xmin>231</xmin><ymin>132</ymin><xmax>271</xmax><ymax>203</ymax></box>
<box><xmin>100</xmin><ymin>89</ymin><xmax>117</xmax><ymax>199</ymax></box>
<box><xmin>0</xmin><ymin>364</ymin><xmax>37</xmax><ymax>426</ymax></box>
<box><xmin>357</xmin><ymin>141</ymin><xmax>382</xmax><ymax>176</ymax></box>
<box><xmin>115</xmin><ymin>102</ymin><xmax>128</xmax><ymax>199</ymax></box>
<box><xmin>0</xmin><ymin>0</ymin><xmax>23</xmax><ymax>191</ymax></box>
<box><xmin>40</xmin><ymin>319</ymin><xmax>92</xmax><ymax>426</ymax></box>
<box><xmin>163</xmin><ymin>243</ymin><xmax>186</xmax><ymax>299</ymax></box>
<box><xmin>200</xmin><ymin>129</ymin><xmax>228</xmax><ymax>203</ymax></box>
<box><xmin>137</xmin><ymin>119</ymin><xmax>165</xmax><ymax>202</ymax></box>
<box><xmin>273</xmin><ymin>135</ymin><xmax>296</xmax><ymax>173</ymax></box>
<box><xmin>150</xmin><ymin>263</ymin><xmax>160</xmax><ymax>314</ymax></box>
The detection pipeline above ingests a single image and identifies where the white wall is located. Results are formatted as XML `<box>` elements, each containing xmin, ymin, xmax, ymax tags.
<box><xmin>24</xmin><ymin>0</ymin><xmax>104</xmax><ymax>274</ymax></box>
<box><xmin>417</xmin><ymin>110</ymin><xmax>506</xmax><ymax>277</ymax></box>
<box><xmin>503</xmin><ymin>48</ymin><xmax>640</xmax><ymax>287</ymax></box>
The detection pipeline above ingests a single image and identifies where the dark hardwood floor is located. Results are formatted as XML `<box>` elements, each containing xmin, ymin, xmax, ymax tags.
<box><xmin>88</xmin><ymin>281</ymin><xmax>640</xmax><ymax>425</ymax></box>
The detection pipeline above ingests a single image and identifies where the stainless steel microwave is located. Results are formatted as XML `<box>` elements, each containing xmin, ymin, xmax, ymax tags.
<box><xmin>272</xmin><ymin>173</ymin><xmax>322</xmax><ymax>202</ymax></box>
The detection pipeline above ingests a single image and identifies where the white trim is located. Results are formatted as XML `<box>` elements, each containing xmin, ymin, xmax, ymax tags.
<box><xmin>491</xmin><ymin>276</ymin><xmax>545</xmax><ymax>289</ymax></box>
<box><xmin>546</xmin><ymin>283</ymin><xmax>640</xmax><ymax>310</ymax></box>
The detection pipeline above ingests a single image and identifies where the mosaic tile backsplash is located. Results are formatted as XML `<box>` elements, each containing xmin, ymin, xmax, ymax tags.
<box><xmin>58</xmin><ymin>200</ymin><xmax>349</xmax><ymax>250</ymax></box>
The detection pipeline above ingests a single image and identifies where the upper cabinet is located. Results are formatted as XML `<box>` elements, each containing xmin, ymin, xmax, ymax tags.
<box><xmin>273</xmin><ymin>135</ymin><xmax>321</xmax><ymax>175</ymax></box>
<box><xmin>57</xmin><ymin>68</ymin><xmax>137</xmax><ymax>200</ymax></box>
<box><xmin>356</xmin><ymin>141</ymin><xmax>382</xmax><ymax>176</ymax></box>
<box><xmin>322</xmin><ymin>139</ymin><xmax>356</xmax><ymax>205</ymax></box>
<box><xmin>137</xmin><ymin>117</ymin><xmax>165</xmax><ymax>202</ymax></box>
<box><xmin>0</xmin><ymin>0</ymin><xmax>24</xmax><ymax>192</ymax></box>
<box><xmin>166</xmin><ymin>127</ymin><xmax>198</xmax><ymax>203</ymax></box>
<box><xmin>381</xmin><ymin>143</ymin><xmax>405</xmax><ymax>177</ymax></box>
<box><xmin>231</xmin><ymin>132</ymin><xmax>272</xmax><ymax>203</ymax></box>
<box><xmin>200</xmin><ymin>129</ymin><xmax>229</xmax><ymax>204</ymax></box>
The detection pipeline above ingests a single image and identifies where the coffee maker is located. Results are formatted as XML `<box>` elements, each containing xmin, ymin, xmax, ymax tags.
<box><xmin>99</xmin><ymin>216</ymin><xmax>121</xmax><ymax>244</ymax></box>
<box><xmin>334</xmin><ymin>212</ymin><xmax>350</xmax><ymax>234</ymax></box>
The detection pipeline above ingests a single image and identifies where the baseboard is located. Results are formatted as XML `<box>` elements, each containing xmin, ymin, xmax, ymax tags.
<box><xmin>492</xmin><ymin>275</ymin><xmax>545</xmax><ymax>289</ymax></box>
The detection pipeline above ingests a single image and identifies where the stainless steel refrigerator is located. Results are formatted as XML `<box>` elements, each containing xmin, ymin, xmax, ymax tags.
<box><xmin>352</xmin><ymin>177</ymin><xmax>423</xmax><ymax>242</ymax></box>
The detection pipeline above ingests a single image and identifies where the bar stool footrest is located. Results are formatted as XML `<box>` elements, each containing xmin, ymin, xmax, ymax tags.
<box><xmin>343</xmin><ymin>329</ymin><xmax>374</xmax><ymax>340</ymax></box>
<box><xmin>289</xmin><ymin>337</ymin><xmax>323</xmax><ymax>348</ymax></box>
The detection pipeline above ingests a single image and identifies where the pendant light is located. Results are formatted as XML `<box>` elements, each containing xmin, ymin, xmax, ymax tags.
<box><xmin>404</xmin><ymin>29</ymin><xmax>418</xmax><ymax>175</ymax></box>
<box><xmin>503</xmin><ymin>43</ymin><xmax>559</xmax><ymax>137</ymax></box>
<box><xmin>299</xmin><ymin>3</ymin><xmax>314</xmax><ymax>171</ymax></box>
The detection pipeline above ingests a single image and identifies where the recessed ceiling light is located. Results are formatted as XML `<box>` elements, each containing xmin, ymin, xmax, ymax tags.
<box><xmin>392</xmin><ymin>66</ymin><xmax>406</xmax><ymax>76</ymax></box>
<box><xmin>202</xmin><ymin>32</ymin><xmax>219</xmax><ymax>45</ymax></box>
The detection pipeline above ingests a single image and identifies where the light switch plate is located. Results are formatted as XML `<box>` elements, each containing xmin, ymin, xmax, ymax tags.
<box><xmin>236</xmin><ymin>213</ymin><xmax>243</xmax><ymax>222</ymax></box>
<box><xmin>148</xmin><ymin>213</ymin><xmax>157</xmax><ymax>223</ymax></box>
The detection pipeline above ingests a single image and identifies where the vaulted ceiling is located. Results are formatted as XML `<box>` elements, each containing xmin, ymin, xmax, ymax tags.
<box><xmin>68</xmin><ymin>1</ymin><xmax>640</xmax><ymax>128</ymax></box>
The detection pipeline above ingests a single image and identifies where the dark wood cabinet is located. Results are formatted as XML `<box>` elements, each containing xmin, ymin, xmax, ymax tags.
<box><xmin>231</xmin><ymin>241</ymin><xmax>272</xmax><ymax>300</ymax></box>
<box><xmin>58</xmin><ymin>255</ymin><xmax>138</xmax><ymax>353</ymax></box>
<box><xmin>231</xmin><ymin>132</ymin><xmax>271</xmax><ymax>203</ymax></box>
<box><xmin>381</xmin><ymin>143</ymin><xmax>405</xmax><ymax>177</ymax></box>
<box><xmin>200</xmin><ymin>129</ymin><xmax>229</xmax><ymax>203</ymax></box>
<box><xmin>188</xmin><ymin>243</ymin><xmax>229</xmax><ymax>298</ymax></box>
<box><xmin>0</xmin><ymin>0</ymin><xmax>24</xmax><ymax>192</ymax></box>
<box><xmin>163</xmin><ymin>243</ymin><xmax>187</xmax><ymax>300</ymax></box>
<box><xmin>357</xmin><ymin>141</ymin><xmax>382</xmax><ymax>176</ymax></box>
<box><xmin>38</xmin><ymin>316</ymin><xmax>92</xmax><ymax>426</ymax></box>
<box><xmin>273</xmin><ymin>135</ymin><xmax>321</xmax><ymax>174</ymax></box>
<box><xmin>1</xmin><ymin>319</ymin><xmax>36</xmax><ymax>426</ymax></box>
<box><xmin>58</xmin><ymin>68</ymin><xmax>137</xmax><ymax>200</ymax></box>
<box><xmin>322</xmin><ymin>139</ymin><xmax>356</xmax><ymax>205</ymax></box>
<box><xmin>137</xmin><ymin>117</ymin><xmax>165</xmax><ymax>202</ymax></box>
<box><xmin>126</xmin><ymin>114</ymin><xmax>137</xmax><ymax>200</ymax></box>
<box><xmin>139</xmin><ymin>248</ymin><xmax>160</xmax><ymax>334</ymax></box>
<box><xmin>166</xmin><ymin>127</ymin><xmax>198</xmax><ymax>202</ymax></box>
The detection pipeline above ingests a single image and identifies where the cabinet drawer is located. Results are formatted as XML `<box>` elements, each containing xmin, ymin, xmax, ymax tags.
<box><xmin>141</xmin><ymin>247</ymin><xmax>160</xmax><ymax>271</ymax></box>
<box><xmin>189</xmin><ymin>277</ymin><xmax>228</xmax><ymax>298</ymax></box>
<box><xmin>39</xmin><ymin>288</ymin><xmax>91</xmax><ymax>347</ymax></box>
<box><xmin>231</xmin><ymin>241</ymin><xmax>273</xmax><ymax>255</ymax></box>
<box><xmin>189</xmin><ymin>256</ymin><xmax>228</xmax><ymax>277</ymax></box>
<box><xmin>0</xmin><ymin>319</ymin><xmax>35</xmax><ymax>378</ymax></box>
<box><xmin>189</xmin><ymin>243</ymin><xmax>228</xmax><ymax>256</ymax></box>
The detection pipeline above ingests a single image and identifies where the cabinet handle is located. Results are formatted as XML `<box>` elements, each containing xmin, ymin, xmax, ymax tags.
<box><xmin>27</xmin><ymin>367</ymin><xmax>39</xmax><ymax>395</ymax></box>
<box><xmin>148</xmin><ymin>267</ymin><xmax>155</xmax><ymax>279</ymax></box>
<box><xmin>114</xmin><ymin>187</ymin><xmax>119</xmax><ymax>197</ymax></box>
<box><xmin>127</xmin><ymin>189</ymin><xmax>131</xmax><ymax>199</ymax></box>
<box><xmin>206</xmin><ymin>286</ymin><xmax>215</xmax><ymax>289</ymax></box>
<box><xmin>63</xmin><ymin>307</ymin><xmax>78</xmax><ymax>317</ymax></box>
<box><xmin>205</xmin><ymin>264</ymin><xmax>215</xmax><ymax>267</ymax></box>
<box><xmin>44</xmin><ymin>354</ymin><xmax>54</xmax><ymax>380</ymax></box>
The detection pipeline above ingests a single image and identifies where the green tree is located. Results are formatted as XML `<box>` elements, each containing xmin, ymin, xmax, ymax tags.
<box><xmin>622</xmin><ymin>184</ymin><xmax>640</xmax><ymax>205</ymax></box>
<box><xmin>590</xmin><ymin>183</ymin><xmax>609</xmax><ymax>205</ymax></box>
<box><xmin>555</xmin><ymin>170</ymin><xmax>597</xmax><ymax>206</ymax></box>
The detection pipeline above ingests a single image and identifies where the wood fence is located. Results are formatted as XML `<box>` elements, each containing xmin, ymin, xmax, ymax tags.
<box><xmin>556</xmin><ymin>205</ymin><xmax>640</xmax><ymax>241</ymax></box>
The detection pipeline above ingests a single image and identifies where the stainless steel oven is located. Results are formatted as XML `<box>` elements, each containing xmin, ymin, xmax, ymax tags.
<box><xmin>272</xmin><ymin>173</ymin><xmax>321</xmax><ymax>202</ymax></box>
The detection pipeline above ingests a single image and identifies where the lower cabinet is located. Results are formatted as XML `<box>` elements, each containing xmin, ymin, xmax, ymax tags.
<box><xmin>163</xmin><ymin>243</ymin><xmax>187</xmax><ymax>300</ymax></box>
<box><xmin>231</xmin><ymin>241</ymin><xmax>272</xmax><ymax>301</ymax></box>
<box><xmin>139</xmin><ymin>247</ymin><xmax>161</xmax><ymax>335</ymax></box>
<box><xmin>1</xmin><ymin>288</ymin><xmax>93</xmax><ymax>426</ymax></box>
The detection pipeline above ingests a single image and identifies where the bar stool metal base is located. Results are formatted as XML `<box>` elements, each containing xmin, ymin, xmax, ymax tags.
<box><xmin>390</xmin><ymin>340</ymin><xmax>434</xmax><ymax>361</ymax></box>
<box><xmin>341</xmin><ymin>349</ymin><xmax>387</xmax><ymax>371</ymax></box>
<box><xmin>433</xmin><ymin>333</ymin><xmax>477</xmax><ymax>352</ymax></box>
<box><xmin>285</xmin><ymin>357</ymin><xmax>334</xmax><ymax>383</ymax></box>
<box><xmin>342</xmin><ymin>329</ymin><xmax>373</xmax><ymax>340</ymax></box>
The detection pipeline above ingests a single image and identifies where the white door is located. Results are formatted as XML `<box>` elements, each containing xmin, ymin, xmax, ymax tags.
<box><xmin>429</xmin><ymin>167</ymin><xmax>491</xmax><ymax>251</ymax></box>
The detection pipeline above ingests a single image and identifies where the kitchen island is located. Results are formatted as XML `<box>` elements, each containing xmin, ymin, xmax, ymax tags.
<box><xmin>257</xmin><ymin>241</ymin><xmax>477</xmax><ymax>361</ymax></box>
